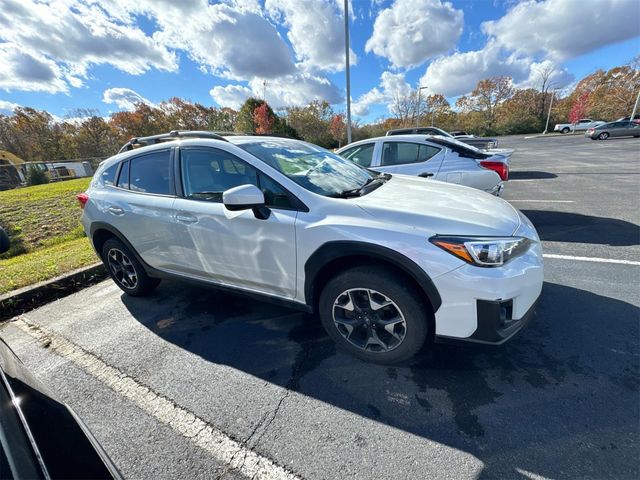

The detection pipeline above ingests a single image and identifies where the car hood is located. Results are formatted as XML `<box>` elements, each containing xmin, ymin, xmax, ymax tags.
<box><xmin>354</xmin><ymin>175</ymin><xmax>521</xmax><ymax>236</ymax></box>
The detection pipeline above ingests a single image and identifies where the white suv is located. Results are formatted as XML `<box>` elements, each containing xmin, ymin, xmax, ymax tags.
<box><xmin>79</xmin><ymin>131</ymin><xmax>543</xmax><ymax>364</ymax></box>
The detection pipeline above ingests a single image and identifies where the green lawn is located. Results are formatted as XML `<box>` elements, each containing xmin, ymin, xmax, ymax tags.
<box><xmin>0</xmin><ymin>178</ymin><xmax>100</xmax><ymax>294</ymax></box>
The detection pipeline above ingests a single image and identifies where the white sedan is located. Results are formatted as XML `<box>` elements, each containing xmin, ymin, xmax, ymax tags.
<box><xmin>337</xmin><ymin>134</ymin><xmax>509</xmax><ymax>196</ymax></box>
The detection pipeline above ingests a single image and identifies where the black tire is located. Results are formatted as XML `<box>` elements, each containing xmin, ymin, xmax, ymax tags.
<box><xmin>561</xmin><ymin>127</ymin><xmax>570</xmax><ymax>134</ymax></box>
<box><xmin>598</xmin><ymin>132</ymin><xmax>609</xmax><ymax>140</ymax></box>
<box><xmin>318</xmin><ymin>266</ymin><xmax>430</xmax><ymax>364</ymax></box>
<box><xmin>101</xmin><ymin>238</ymin><xmax>160</xmax><ymax>296</ymax></box>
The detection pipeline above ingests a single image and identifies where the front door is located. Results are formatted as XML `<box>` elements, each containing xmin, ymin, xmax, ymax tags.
<box><xmin>171</xmin><ymin>147</ymin><xmax>298</xmax><ymax>298</ymax></box>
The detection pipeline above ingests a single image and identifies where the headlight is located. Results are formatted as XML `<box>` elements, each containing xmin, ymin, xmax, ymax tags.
<box><xmin>430</xmin><ymin>236</ymin><xmax>531</xmax><ymax>267</ymax></box>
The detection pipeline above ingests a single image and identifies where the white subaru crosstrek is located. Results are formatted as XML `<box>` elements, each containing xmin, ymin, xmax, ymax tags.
<box><xmin>78</xmin><ymin>131</ymin><xmax>543</xmax><ymax>364</ymax></box>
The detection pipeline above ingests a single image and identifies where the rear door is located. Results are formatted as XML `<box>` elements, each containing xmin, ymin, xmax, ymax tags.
<box><xmin>101</xmin><ymin>149</ymin><xmax>178</xmax><ymax>270</ymax></box>
<box><xmin>170</xmin><ymin>146</ymin><xmax>298</xmax><ymax>298</ymax></box>
<box><xmin>373</xmin><ymin>140</ymin><xmax>444</xmax><ymax>177</ymax></box>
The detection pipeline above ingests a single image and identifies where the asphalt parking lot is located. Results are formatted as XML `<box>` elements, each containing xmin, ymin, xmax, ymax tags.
<box><xmin>1</xmin><ymin>134</ymin><xmax>639</xmax><ymax>479</ymax></box>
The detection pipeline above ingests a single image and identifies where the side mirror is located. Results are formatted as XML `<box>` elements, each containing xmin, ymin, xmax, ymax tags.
<box><xmin>0</xmin><ymin>227</ymin><xmax>10</xmax><ymax>254</ymax></box>
<box><xmin>223</xmin><ymin>184</ymin><xmax>270</xmax><ymax>220</ymax></box>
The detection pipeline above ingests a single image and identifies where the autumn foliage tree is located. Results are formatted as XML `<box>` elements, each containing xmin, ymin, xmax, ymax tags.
<box><xmin>253</xmin><ymin>103</ymin><xmax>275</xmax><ymax>134</ymax></box>
<box><xmin>329</xmin><ymin>114</ymin><xmax>346</xmax><ymax>147</ymax></box>
<box><xmin>569</xmin><ymin>92</ymin><xmax>590</xmax><ymax>123</ymax></box>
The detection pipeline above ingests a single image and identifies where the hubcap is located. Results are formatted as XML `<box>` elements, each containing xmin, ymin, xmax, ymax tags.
<box><xmin>107</xmin><ymin>248</ymin><xmax>138</xmax><ymax>289</ymax></box>
<box><xmin>332</xmin><ymin>288</ymin><xmax>407</xmax><ymax>353</ymax></box>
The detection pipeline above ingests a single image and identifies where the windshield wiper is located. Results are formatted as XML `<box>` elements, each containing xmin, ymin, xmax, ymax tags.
<box><xmin>329</xmin><ymin>174</ymin><xmax>391</xmax><ymax>198</ymax></box>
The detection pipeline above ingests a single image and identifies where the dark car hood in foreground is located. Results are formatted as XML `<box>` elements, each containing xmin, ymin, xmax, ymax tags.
<box><xmin>0</xmin><ymin>337</ymin><xmax>121</xmax><ymax>479</ymax></box>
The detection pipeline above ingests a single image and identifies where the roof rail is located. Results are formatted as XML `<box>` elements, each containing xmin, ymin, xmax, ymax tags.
<box><xmin>118</xmin><ymin>130</ymin><xmax>228</xmax><ymax>153</ymax></box>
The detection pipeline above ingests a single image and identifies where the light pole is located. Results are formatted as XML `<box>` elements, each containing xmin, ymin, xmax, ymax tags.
<box><xmin>416</xmin><ymin>86</ymin><xmax>428</xmax><ymax>127</ymax></box>
<box><xmin>543</xmin><ymin>89</ymin><xmax>556</xmax><ymax>134</ymax></box>
<box><xmin>344</xmin><ymin>0</ymin><xmax>352</xmax><ymax>144</ymax></box>
<box><xmin>630</xmin><ymin>89</ymin><xmax>640</xmax><ymax>121</ymax></box>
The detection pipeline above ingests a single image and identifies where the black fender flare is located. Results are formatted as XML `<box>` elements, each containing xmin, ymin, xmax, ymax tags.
<box><xmin>304</xmin><ymin>241</ymin><xmax>441</xmax><ymax>312</ymax></box>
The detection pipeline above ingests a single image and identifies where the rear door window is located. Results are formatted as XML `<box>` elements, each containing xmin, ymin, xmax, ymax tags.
<box><xmin>129</xmin><ymin>150</ymin><xmax>172</xmax><ymax>195</ymax></box>
<box><xmin>381</xmin><ymin>142</ymin><xmax>441</xmax><ymax>166</ymax></box>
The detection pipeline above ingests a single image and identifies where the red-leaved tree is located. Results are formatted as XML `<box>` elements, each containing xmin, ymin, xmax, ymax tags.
<box><xmin>329</xmin><ymin>113</ymin><xmax>345</xmax><ymax>147</ymax></box>
<box><xmin>253</xmin><ymin>103</ymin><xmax>274</xmax><ymax>134</ymax></box>
<box><xmin>568</xmin><ymin>92</ymin><xmax>590</xmax><ymax>123</ymax></box>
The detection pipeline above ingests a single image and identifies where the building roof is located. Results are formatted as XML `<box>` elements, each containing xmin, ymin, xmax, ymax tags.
<box><xmin>0</xmin><ymin>150</ymin><xmax>25</xmax><ymax>165</ymax></box>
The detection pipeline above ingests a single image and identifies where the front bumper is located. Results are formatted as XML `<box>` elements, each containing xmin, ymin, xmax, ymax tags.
<box><xmin>431</xmin><ymin>240</ymin><xmax>544</xmax><ymax>342</ymax></box>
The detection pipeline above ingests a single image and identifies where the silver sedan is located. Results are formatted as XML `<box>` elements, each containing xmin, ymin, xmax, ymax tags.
<box><xmin>585</xmin><ymin>120</ymin><xmax>640</xmax><ymax>140</ymax></box>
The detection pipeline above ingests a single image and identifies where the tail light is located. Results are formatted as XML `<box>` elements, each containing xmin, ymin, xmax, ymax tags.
<box><xmin>586</xmin><ymin>128</ymin><xmax>594</xmax><ymax>134</ymax></box>
<box><xmin>480</xmin><ymin>161</ymin><xmax>509</xmax><ymax>181</ymax></box>
<box><xmin>76</xmin><ymin>193</ymin><xmax>89</xmax><ymax>209</ymax></box>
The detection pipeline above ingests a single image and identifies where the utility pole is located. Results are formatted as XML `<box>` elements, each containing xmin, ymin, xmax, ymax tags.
<box><xmin>631</xmin><ymin>89</ymin><xmax>640</xmax><ymax>121</ymax></box>
<box><xmin>344</xmin><ymin>0</ymin><xmax>352</xmax><ymax>144</ymax></box>
<box><xmin>416</xmin><ymin>86</ymin><xmax>428</xmax><ymax>127</ymax></box>
<box><xmin>543</xmin><ymin>89</ymin><xmax>555</xmax><ymax>134</ymax></box>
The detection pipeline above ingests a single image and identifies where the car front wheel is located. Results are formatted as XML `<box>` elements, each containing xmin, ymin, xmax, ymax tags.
<box><xmin>598</xmin><ymin>132</ymin><xmax>609</xmax><ymax>140</ymax></box>
<box><xmin>101</xmin><ymin>238</ymin><xmax>160</xmax><ymax>296</ymax></box>
<box><xmin>561</xmin><ymin>127</ymin><xmax>570</xmax><ymax>134</ymax></box>
<box><xmin>319</xmin><ymin>266</ymin><xmax>430</xmax><ymax>364</ymax></box>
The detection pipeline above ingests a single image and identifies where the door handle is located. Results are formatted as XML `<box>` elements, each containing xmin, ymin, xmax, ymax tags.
<box><xmin>419</xmin><ymin>172</ymin><xmax>434</xmax><ymax>178</ymax></box>
<box><xmin>107</xmin><ymin>206</ymin><xmax>124</xmax><ymax>216</ymax></box>
<box><xmin>176</xmin><ymin>213</ymin><xmax>198</xmax><ymax>224</ymax></box>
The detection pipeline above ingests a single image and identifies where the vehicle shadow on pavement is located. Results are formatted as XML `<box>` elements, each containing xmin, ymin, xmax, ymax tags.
<box><xmin>509</xmin><ymin>171</ymin><xmax>558</xmax><ymax>180</ymax></box>
<box><xmin>522</xmin><ymin>210</ymin><xmax>640</xmax><ymax>246</ymax></box>
<box><xmin>122</xmin><ymin>280</ymin><xmax>639</xmax><ymax>479</ymax></box>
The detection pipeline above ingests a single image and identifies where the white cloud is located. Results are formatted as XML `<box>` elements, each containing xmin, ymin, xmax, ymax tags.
<box><xmin>365</xmin><ymin>0</ymin><xmax>464</xmax><ymax>69</ymax></box>
<box><xmin>102</xmin><ymin>88</ymin><xmax>155</xmax><ymax>111</ymax></box>
<box><xmin>209</xmin><ymin>85</ymin><xmax>254</xmax><ymax>110</ymax></box>
<box><xmin>482</xmin><ymin>0</ymin><xmax>640</xmax><ymax>61</ymax></box>
<box><xmin>0</xmin><ymin>44</ymin><xmax>68</xmax><ymax>93</ymax></box>
<box><xmin>352</xmin><ymin>71</ymin><xmax>412</xmax><ymax>117</ymax></box>
<box><xmin>107</xmin><ymin>0</ymin><xmax>295</xmax><ymax>81</ymax></box>
<box><xmin>517</xmin><ymin>60</ymin><xmax>574</xmax><ymax>90</ymax></box>
<box><xmin>0</xmin><ymin>0</ymin><xmax>177</xmax><ymax>92</ymax></box>
<box><xmin>419</xmin><ymin>41</ymin><xmax>530</xmax><ymax>97</ymax></box>
<box><xmin>0</xmin><ymin>100</ymin><xmax>21</xmax><ymax>115</ymax></box>
<box><xmin>210</xmin><ymin>74</ymin><xmax>343</xmax><ymax>110</ymax></box>
<box><xmin>265</xmin><ymin>0</ymin><xmax>356</xmax><ymax>72</ymax></box>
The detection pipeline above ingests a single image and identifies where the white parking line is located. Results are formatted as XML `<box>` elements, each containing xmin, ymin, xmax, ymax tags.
<box><xmin>543</xmin><ymin>254</ymin><xmax>640</xmax><ymax>266</ymax></box>
<box><xmin>509</xmin><ymin>200</ymin><xmax>575</xmax><ymax>203</ymax></box>
<box><xmin>14</xmin><ymin>319</ymin><xmax>300</xmax><ymax>480</ymax></box>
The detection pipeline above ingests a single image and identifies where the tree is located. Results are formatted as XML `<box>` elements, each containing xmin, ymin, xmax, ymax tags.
<box><xmin>569</xmin><ymin>92</ymin><xmax>590</xmax><ymax>123</ymax></box>
<box><xmin>26</xmin><ymin>164</ymin><xmax>49</xmax><ymax>185</ymax></box>
<box><xmin>329</xmin><ymin>114</ymin><xmax>346</xmax><ymax>147</ymax></box>
<box><xmin>286</xmin><ymin>101</ymin><xmax>334</xmax><ymax>147</ymax></box>
<box><xmin>390</xmin><ymin>90</ymin><xmax>418</xmax><ymax>127</ymax></box>
<box><xmin>456</xmin><ymin>77</ymin><xmax>514</xmax><ymax>134</ymax></box>
<box><xmin>236</xmin><ymin>98</ymin><xmax>268</xmax><ymax>133</ymax></box>
<box><xmin>253</xmin><ymin>103</ymin><xmax>274</xmax><ymax>134</ymax></box>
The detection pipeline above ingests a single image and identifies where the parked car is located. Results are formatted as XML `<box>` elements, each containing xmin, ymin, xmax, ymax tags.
<box><xmin>386</xmin><ymin>126</ymin><xmax>498</xmax><ymax>150</ymax></box>
<box><xmin>0</xmin><ymin>226</ymin><xmax>9</xmax><ymax>253</ymax></box>
<box><xmin>0</xmin><ymin>338</ymin><xmax>121</xmax><ymax>479</ymax></box>
<box><xmin>554</xmin><ymin>118</ymin><xmax>605</xmax><ymax>134</ymax></box>
<box><xmin>615</xmin><ymin>114</ymin><xmax>640</xmax><ymax>123</ymax></box>
<box><xmin>585</xmin><ymin>120</ymin><xmax>640</xmax><ymax>140</ymax></box>
<box><xmin>79</xmin><ymin>130</ymin><xmax>543</xmax><ymax>364</ymax></box>
<box><xmin>449</xmin><ymin>130</ymin><xmax>470</xmax><ymax>137</ymax></box>
<box><xmin>337</xmin><ymin>134</ymin><xmax>508</xmax><ymax>196</ymax></box>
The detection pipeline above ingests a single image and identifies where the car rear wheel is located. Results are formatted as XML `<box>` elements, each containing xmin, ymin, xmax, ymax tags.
<box><xmin>102</xmin><ymin>238</ymin><xmax>160</xmax><ymax>296</ymax></box>
<box><xmin>561</xmin><ymin>127</ymin><xmax>570</xmax><ymax>134</ymax></box>
<box><xmin>598</xmin><ymin>132</ymin><xmax>609</xmax><ymax>140</ymax></box>
<box><xmin>319</xmin><ymin>266</ymin><xmax>430</xmax><ymax>364</ymax></box>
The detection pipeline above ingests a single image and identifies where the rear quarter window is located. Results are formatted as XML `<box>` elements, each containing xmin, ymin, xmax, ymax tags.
<box><xmin>98</xmin><ymin>162</ymin><xmax>119</xmax><ymax>187</ymax></box>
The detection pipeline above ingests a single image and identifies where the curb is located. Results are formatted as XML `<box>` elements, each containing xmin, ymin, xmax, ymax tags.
<box><xmin>0</xmin><ymin>263</ymin><xmax>109</xmax><ymax>322</ymax></box>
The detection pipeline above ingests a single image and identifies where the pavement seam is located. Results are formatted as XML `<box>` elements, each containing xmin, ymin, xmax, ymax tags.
<box><xmin>13</xmin><ymin>317</ymin><xmax>303</xmax><ymax>480</ymax></box>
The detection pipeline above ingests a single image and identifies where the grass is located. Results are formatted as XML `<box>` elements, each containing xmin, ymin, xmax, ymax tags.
<box><xmin>0</xmin><ymin>238</ymin><xmax>98</xmax><ymax>294</ymax></box>
<box><xmin>0</xmin><ymin>178</ymin><xmax>99</xmax><ymax>294</ymax></box>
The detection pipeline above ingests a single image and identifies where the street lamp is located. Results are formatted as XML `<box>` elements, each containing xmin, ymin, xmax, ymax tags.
<box><xmin>543</xmin><ymin>89</ymin><xmax>557</xmax><ymax>135</ymax></box>
<box><xmin>416</xmin><ymin>86</ymin><xmax>428</xmax><ymax>127</ymax></box>
<box><xmin>344</xmin><ymin>0</ymin><xmax>352</xmax><ymax>144</ymax></box>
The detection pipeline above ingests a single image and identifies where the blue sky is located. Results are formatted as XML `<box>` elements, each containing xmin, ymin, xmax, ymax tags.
<box><xmin>0</xmin><ymin>0</ymin><xmax>638</xmax><ymax>122</ymax></box>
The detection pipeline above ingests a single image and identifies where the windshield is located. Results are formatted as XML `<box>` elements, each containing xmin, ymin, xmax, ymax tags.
<box><xmin>237</xmin><ymin>139</ymin><xmax>377</xmax><ymax>197</ymax></box>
